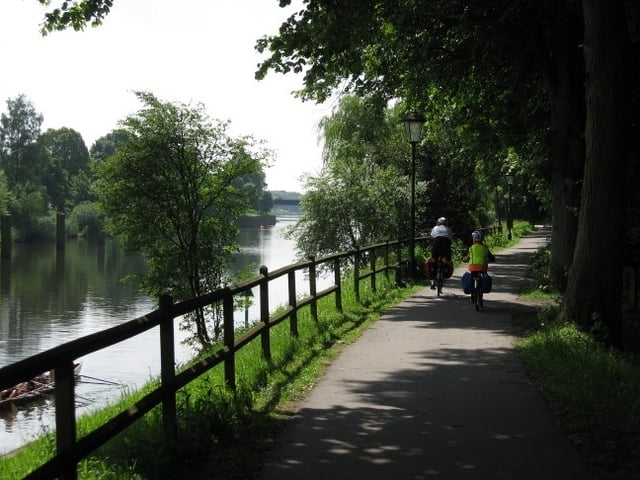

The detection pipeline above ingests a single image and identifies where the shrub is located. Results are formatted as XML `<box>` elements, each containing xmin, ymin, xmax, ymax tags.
<box><xmin>68</xmin><ymin>201</ymin><xmax>103</xmax><ymax>237</ymax></box>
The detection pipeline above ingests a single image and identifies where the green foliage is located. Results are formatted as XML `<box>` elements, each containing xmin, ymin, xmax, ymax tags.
<box><xmin>0</xmin><ymin>95</ymin><xmax>99</xmax><ymax>240</ymax></box>
<box><xmin>94</xmin><ymin>91</ymin><xmax>270</xmax><ymax>347</ymax></box>
<box><xmin>529</xmin><ymin>245</ymin><xmax>552</xmax><ymax>289</ymax></box>
<box><xmin>289</xmin><ymin>96</ymin><xmax>411</xmax><ymax>260</ymax></box>
<box><xmin>38</xmin><ymin>0</ymin><xmax>114</xmax><ymax>34</ymax></box>
<box><xmin>89</xmin><ymin>129</ymin><xmax>130</xmax><ymax>163</ymax></box>
<box><xmin>518</xmin><ymin>323</ymin><xmax>640</xmax><ymax>478</ymax></box>
<box><xmin>0</xmin><ymin>94</ymin><xmax>44</xmax><ymax>188</ymax></box>
<box><xmin>68</xmin><ymin>201</ymin><xmax>102</xmax><ymax>237</ymax></box>
<box><xmin>0</xmin><ymin>168</ymin><xmax>8</xmax><ymax>215</ymax></box>
<box><xmin>255</xmin><ymin>0</ymin><xmax>559</xmax><ymax>260</ymax></box>
<box><xmin>8</xmin><ymin>185</ymin><xmax>54</xmax><ymax>242</ymax></box>
<box><xmin>233</xmin><ymin>168</ymin><xmax>273</xmax><ymax>214</ymax></box>
<box><xmin>39</xmin><ymin>127</ymin><xmax>91</xmax><ymax>211</ymax></box>
<box><xmin>270</xmin><ymin>190</ymin><xmax>302</xmax><ymax>201</ymax></box>
<box><xmin>257</xmin><ymin>190</ymin><xmax>274</xmax><ymax>214</ymax></box>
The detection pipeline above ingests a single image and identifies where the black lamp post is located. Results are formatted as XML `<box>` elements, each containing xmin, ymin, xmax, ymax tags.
<box><xmin>505</xmin><ymin>174</ymin><xmax>514</xmax><ymax>240</ymax></box>
<box><xmin>403</xmin><ymin>111</ymin><xmax>425</xmax><ymax>279</ymax></box>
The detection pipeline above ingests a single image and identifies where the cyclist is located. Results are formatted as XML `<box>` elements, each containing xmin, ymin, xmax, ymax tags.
<box><xmin>464</xmin><ymin>230</ymin><xmax>495</xmax><ymax>273</ymax></box>
<box><xmin>429</xmin><ymin>217</ymin><xmax>453</xmax><ymax>289</ymax></box>
<box><xmin>462</xmin><ymin>230</ymin><xmax>495</xmax><ymax>305</ymax></box>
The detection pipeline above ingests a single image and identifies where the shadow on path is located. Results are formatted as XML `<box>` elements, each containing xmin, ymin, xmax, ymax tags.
<box><xmin>257</xmin><ymin>229</ymin><xmax>592</xmax><ymax>480</ymax></box>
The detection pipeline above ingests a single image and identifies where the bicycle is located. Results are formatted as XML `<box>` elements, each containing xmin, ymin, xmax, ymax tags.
<box><xmin>434</xmin><ymin>257</ymin><xmax>449</xmax><ymax>297</ymax></box>
<box><xmin>429</xmin><ymin>257</ymin><xmax>449</xmax><ymax>296</ymax></box>
<box><xmin>469</xmin><ymin>271</ymin><xmax>483</xmax><ymax>311</ymax></box>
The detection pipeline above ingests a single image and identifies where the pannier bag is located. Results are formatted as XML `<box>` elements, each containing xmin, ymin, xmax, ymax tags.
<box><xmin>425</xmin><ymin>257</ymin><xmax>437</xmax><ymax>278</ymax></box>
<box><xmin>461</xmin><ymin>272</ymin><xmax>472</xmax><ymax>294</ymax></box>
<box><xmin>426</xmin><ymin>257</ymin><xmax>453</xmax><ymax>279</ymax></box>
<box><xmin>461</xmin><ymin>272</ymin><xmax>492</xmax><ymax>293</ymax></box>
<box><xmin>481</xmin><ymin>273</ymin><xmax>493</xmax><ymax>293</ymax></box>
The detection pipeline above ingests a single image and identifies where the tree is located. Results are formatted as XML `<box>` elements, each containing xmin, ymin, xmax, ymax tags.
<box><xmin>559</xmin><ymin>0</ymin><xmax>634</xmax><ymax>346</ymax></box>
<box><xmin>257</xmin><ymin>190</ymin><xmax>274</xmax><ymax>215</ymax></box>
<box><xmin>0</xmin><ymin>94</ymin><xmax>44</xmax><ymax>187</ymax></box>
<box><xmin>233</xmin><ymin>169</ymin><xmax>273</xmax><ymax>214</ymax></box>
<box><xmin>94</xmin><ymin>91</ymin><xmax>269</xmax><ymax>348</ymax></box>
<box><xmin>39</xmin><ymin>127</ymin><xmax>90</xmax><ymax>211</ymax></box>
<box><xmin>89</xmin><ymin>129</ymin><xmax>130</xmax><ymax>163</ymax></box>
<box><xmin>255</xmin><ymin>0</ymin><xmax>640</xmax><ymax>346</ymax></box>
<box><xmin>290</xmin><ymin>96</ymin><xmax>412</xmax><ymax>260</ymax></box>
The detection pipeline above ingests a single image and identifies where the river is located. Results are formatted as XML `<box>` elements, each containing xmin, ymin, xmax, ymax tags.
<box><xmin>0</xmin><ymin>216</ymin><xmax>304</xmax><ymax>454</ymax></box>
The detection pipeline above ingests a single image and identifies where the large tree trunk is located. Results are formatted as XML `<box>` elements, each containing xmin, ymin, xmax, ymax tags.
<box><xmin>547</xmin><ymin>5</ymin><xmax>585</xmax><ymax>292</ymax></box>
<box><xmin>560</xmin><ymin>0</ymin><xmax>632</xmax><ymax>347</ymax></box>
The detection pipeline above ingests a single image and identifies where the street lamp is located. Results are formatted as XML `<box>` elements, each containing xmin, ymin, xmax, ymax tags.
<box><xmin>505</xmin><ymin>174</ymin><xmax>515</xmax><ymax>240</ymax></box>
<box><xmin>403</xmin><ymin>111</ymin><xmax>425</xmax><ymax>280</ymax></box>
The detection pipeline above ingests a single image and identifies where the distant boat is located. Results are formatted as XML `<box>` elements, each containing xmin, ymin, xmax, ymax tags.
<box><xmin>0</xmin><ymin>363</ymin><xmax>82</xmax><ymax>409</ymax></box>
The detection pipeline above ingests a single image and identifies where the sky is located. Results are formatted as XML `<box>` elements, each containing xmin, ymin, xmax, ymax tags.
<box><xmin>0</xmin><ymin>0</ymin><xmax>333</xmax><ymax>192</ymax></box>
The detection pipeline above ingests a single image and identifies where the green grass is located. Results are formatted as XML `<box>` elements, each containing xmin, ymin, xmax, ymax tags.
<box><xmin>513</xmin><ymin>233</ymin><xmax>640</xmax><ymax>479</ymax></box>
<box><xmin>517</xmin><ymin>321</ymin><xmax>640</xmax><ymax>479</ymax></box>
<box><xmin>0</xmin><ymin>274</ymin><xmax>421</xmax><ymax>480</ymax></box>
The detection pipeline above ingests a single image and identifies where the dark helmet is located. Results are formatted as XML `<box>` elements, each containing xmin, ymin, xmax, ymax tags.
<box><xmin>437</xmin><ymin>217</ymin><xmax>447</xmax><ymax>226</ymax></box>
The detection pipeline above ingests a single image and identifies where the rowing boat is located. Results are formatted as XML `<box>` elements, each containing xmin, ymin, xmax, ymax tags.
<box><xmin>0</xmin><ymin>363</ymin><xmax>82</xmax><ymax>409</ymax></box>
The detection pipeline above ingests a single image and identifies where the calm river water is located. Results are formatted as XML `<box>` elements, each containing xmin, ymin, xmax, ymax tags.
<box><xmin>0</xmin><ymin>216</ymin><xmax>305</xmax><ymax>454</ymax></box>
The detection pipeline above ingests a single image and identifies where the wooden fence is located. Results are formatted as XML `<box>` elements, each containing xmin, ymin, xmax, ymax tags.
<box><xmin>0</xmin><ymin>236</ymin><xmax>431</xmax><ymax>480</ymax></box>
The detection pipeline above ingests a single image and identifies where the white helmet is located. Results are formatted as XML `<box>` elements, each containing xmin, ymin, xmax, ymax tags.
<box><xmin>437</xmin><ymin>217</ymin><xmax>447</xmax><ymax>226</ymax></box>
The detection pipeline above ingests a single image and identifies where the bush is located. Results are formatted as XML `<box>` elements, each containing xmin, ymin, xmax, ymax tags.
<box><xmin>8</xmin><ymin>188</ymin><xmax>55</xmax><ymax>242</ymax></box>
<box><xmin>68</xmin><ymin>201</ymin><xmax>103</xmax><ymax>237</ymax></box>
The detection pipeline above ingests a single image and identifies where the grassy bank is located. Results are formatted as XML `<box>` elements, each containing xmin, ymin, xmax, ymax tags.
<box><xmin>0</xmin><ymin>273</ymin><xmax>422</xmax><ymax>479</ymax></box>
<box><xmin>517</xmin><ymin>321</ymin><xmax>640</xmax><ymax>479</ymax></box>
<box><xmin>515</xmin><ymin>243</ymin><xmax>640</xmax><ymax>479</ymax></box>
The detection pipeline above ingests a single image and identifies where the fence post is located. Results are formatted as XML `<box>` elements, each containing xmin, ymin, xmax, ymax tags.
<box><xmin>354</xmin><ymin>246</ymin><xmax>361</xmax><ymax>302</ymax></box>
<box><xmin>334</xmin><ymin>258</ymin><xmax>342</xmax><ymax>312</ymax></box>
<box><xmin>288</xmin><ymin>270</ymin><xmax>298</xmax><ymax>336</ymax></box>
<box><xmin>223</xmin><ymin>288</ymin><xmax>236</xmax><ymax>389</ymax></box>
<box><xmin>384</xmin><ymin>241</ymin><xmax>390</xmax><ymax>280</ymax></box>
<box><xmin>159</xmin><ymin>294</ymin><xmax>177</xmax><ymax>443</ymax></box>
<box><xmin>395</xmin><ymin>241</ymin><xmax>403</xmax><ymax>286</ymax></box>
<box><xmin>55</xmin><ymin>360</ymin><xmax>78</xmax><ymax>480</ymax></box>
<box><xmin>259</xmin><ymin>265</ymin><xmax>271</xmax><ymax>360</ymax></box>
<box><xmin>308</xmin><ymin>256</ymin><xmax>318</xmax><ymax>322</ymax></box>
<box><xmin>370</xmin><ymin>249</ymin><xmax>377</xmax><ymax>292</ymax></box>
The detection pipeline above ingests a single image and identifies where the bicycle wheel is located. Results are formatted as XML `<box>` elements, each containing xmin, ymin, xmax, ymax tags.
<box><xmin>474</xmin><ymin>276</ymin><xmax>481</xmax><ymax>311</ymax></box>
<box><xmin>436</xmin><ymin>265</ymin><xmax>444</xmax><ymax>297</ymax></box>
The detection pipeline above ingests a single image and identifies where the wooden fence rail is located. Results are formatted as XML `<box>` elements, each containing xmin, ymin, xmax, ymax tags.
<box><xmin>0</xmin><ymin>236</ymin><xmax>432</xmax><ymax>480</ymax></box>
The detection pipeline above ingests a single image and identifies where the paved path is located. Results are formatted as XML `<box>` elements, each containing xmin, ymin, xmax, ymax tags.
<box><xmin>257</xmin><ymin>230</ymin><xmax>592</xmax><ymax>480</ymax></box>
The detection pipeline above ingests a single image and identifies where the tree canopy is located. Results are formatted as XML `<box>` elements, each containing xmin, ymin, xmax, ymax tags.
<box><xmin>36</xmin><ymin>0</ymin><xmax>113</xmax><ymax>34</ymax></box>
<box><xmin>94</xmin><ymin>91</ymin><xmax>270</xmax><ymax>347</ymax></box>
<box><xmin>256</xmin><ymin>0</ymin><xmax>639</xmax><ymax>347</ymax></box>
<box><xmin>23</xmin><ymin>0</ymin><xmax>640</xmax><ymax>348</ymax></box>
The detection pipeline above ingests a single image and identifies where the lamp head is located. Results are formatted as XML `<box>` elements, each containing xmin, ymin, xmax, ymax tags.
<box><xmin>403</xmin><ymin>111</ymin><xmax>425</xmax><ymax>144</ymax></box>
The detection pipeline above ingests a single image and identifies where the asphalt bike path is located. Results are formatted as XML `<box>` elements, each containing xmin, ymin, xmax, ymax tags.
<box><xmin>257</xmin><ymin>230</ymin><xmax>592</xmax><ymax>479</ymax></box>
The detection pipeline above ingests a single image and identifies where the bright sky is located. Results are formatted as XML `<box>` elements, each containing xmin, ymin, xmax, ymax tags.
<box><xmin>0</xmin><ymin>0</ymin><xmax>332</xmax><ymax>192</ymax></box>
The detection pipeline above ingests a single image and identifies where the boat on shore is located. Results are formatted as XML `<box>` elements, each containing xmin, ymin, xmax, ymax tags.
<box><xmin>0</xmin><ymin>363</ymin><xmax>82</xmax><ymax>409</ymax></box>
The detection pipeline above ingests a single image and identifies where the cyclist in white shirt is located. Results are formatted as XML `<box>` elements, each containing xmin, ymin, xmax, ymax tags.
<box><xmin>428</xmin><ymin>217</ymin><xmax>453</xmax><ymax>288</ymax></box>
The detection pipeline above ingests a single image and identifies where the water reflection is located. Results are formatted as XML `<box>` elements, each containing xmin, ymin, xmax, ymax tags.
<box><xmin>0</xmin><ymin>217</ymin><xmax>306</xmax><ymax>454</ymax></box>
